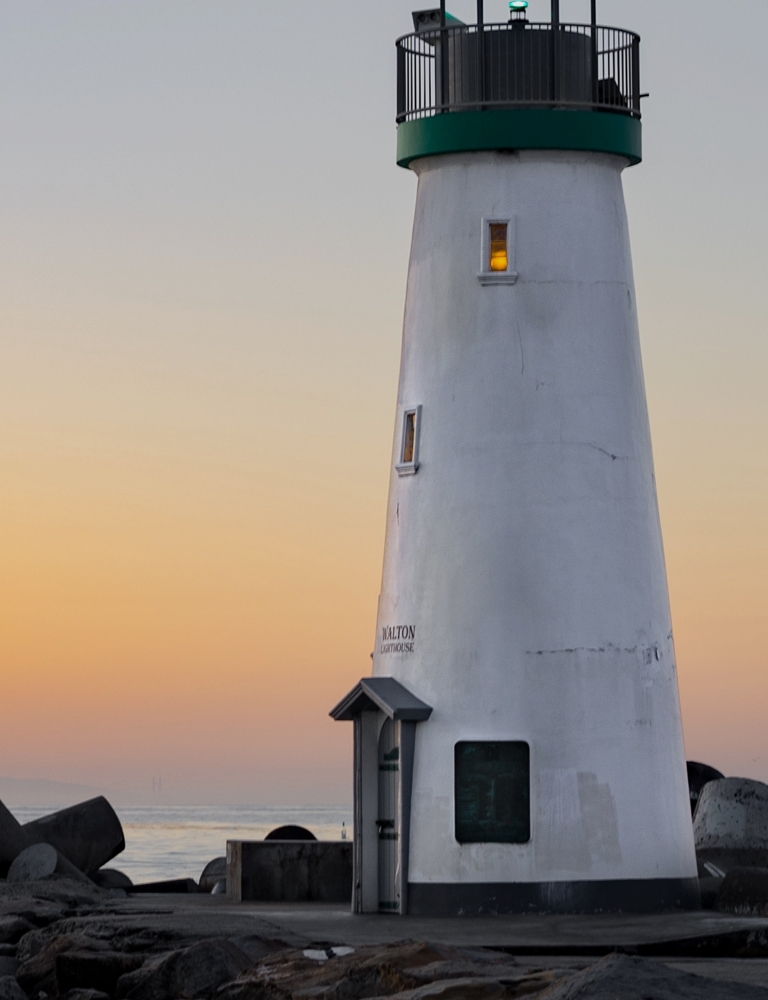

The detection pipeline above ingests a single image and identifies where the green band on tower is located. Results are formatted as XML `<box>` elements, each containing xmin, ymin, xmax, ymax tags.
<box><xmin>397</xmin><ymin>109</ymin><xmax>642</xmax><ymax>169</ymax></box>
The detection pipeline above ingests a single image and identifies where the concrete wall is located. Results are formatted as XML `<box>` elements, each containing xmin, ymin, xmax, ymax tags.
<box><xmin>227</xmin><ymin>840</ymin><xmax>352</xmax><ymax>903</ymax></box>
<box><xmin>372</xmin><ymin>150</ymin><xmax>697</xmax><ymax>902</ymax></box>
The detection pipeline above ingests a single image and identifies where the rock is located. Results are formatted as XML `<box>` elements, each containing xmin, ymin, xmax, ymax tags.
<box><xmin>16</xmin><ymin>934</ymin><xmax>110</xmax><ymax>997</ymax></box>
<box><xmin>56</xmin><ymin>950</ymin><xmax>145</xmax><ymax>995</ymax></box>
<box><xmin>16</xmin><ymin>928</ymin><xmax>49</xmax><ymax>964</ymax></box>
<box><xmin>22</xmin><ymin>798</ymin><xmax>125</xmax><ymax>876</ymax></box>
<box><xmin>92</xmin><ymin>869</ymin><xmax>133</xmax><ymax>890</ymax></box>
<box><xmin>693</xmin><ymin>778</ymin><xmax>768</xmax><ymax>851</ymax></box>
<box><xmin>59</xmin><ymin>990</ymin><xmax>112</xmax><ymax>1000</ymax></box>
<box><xmin>532</xmin><ymin>953</ymin><xmax>768</xmax><ymax>998</ymax></box>
<box><xmin>264</xmin><ymin>826</ymin><xmax>316</xmax><ymax>842</ymax></box>
<box><xmin>0</xmin><ymin>900</ymin><xmax>65</xmax><ymax>928</ymax></box>
<box><xmin>687</xmin><ymin>761</ymin><xmax>725</xmax><ymax>818</ymax></box>
<box><xmin>404</xmin><ymin>962</ymin><xmax>525</xmax><ymax>984</ymax></box>
<box><xmin>0</xmin><ymin>976</ymin><xmax>26</xmax><ymax>1000</ymax></box>
<box><xmin>367</xmin><ymin>980</ymin><xmax>504</xmax><ymax>1000</ymax></box>
<box><xmin>714</xmin><ymin>866</ymin><xmax>768</xmax><ymax>916</ymax></box>
<box><xmin>7</xmin><ymin>845</ymin><xmax>92</xmax><ymax>885</ymax></box>
<box><xmin>117</xmin><ymin>939</ymin><xmax>252</xmax><ymax>1000</ymax></box>
<box><xmin>128</xmin><ymin>879</ymin><xmax>199</xmax><ymax>894</ymax></box>
<box><xmin>219</xmin><ymin>942</ymin><xmax>451</xmax><ymax>1000</ymax></box>
<box><xmin>212</xmin><ymin>880</ymin><xmax>227</xmax><ymax>895</ymax></box>
<box><xmin>199</xmin><ymin>858</ymin><xmax>226</xmax><ymax>894</ymax></box>
<box><xmin>0</xmin><ymin>916</ymin><xmax>34</xmax><ymax>945</ymax></box>
<box><xmin>0</xmin><ymin>804</ymin><xmax>28</xmax><ymax>879</ymax></box>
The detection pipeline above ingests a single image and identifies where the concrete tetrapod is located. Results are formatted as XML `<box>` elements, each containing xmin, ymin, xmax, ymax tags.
<box><xmin>694</xmin><ymin>778</ymin><xmax>768</xmax><ymax>873</ymax></box>
<box><xmin>7</xmin><ymin>843</ymin><xmax>92</xmax><ymax>885</ymax></box>
<box><xmin>22</xmin><ymin>797</ymin><xmax>125</xmax><ymax>874</ymax></box>
<box><xmin>199</xmin><ymin>858</ymin><xmax>226</xmax><ymax>894</ymax></box>
<box><xmin>0</xmin><ymin>802</ymin><xmax>29</xmax><ymax>877</ymax></box>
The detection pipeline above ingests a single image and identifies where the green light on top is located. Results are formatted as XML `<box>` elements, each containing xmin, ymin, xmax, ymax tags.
<box><xmin>509</xmin><ymin>1</ymin><xmax>528</xmax><ymax>9</ymax></box>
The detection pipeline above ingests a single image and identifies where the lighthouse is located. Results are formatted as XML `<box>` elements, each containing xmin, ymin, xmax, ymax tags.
<box><xmin>331</xmin><ymin>0</ymin><xmax>699</xmax><ymax>916</ymax></box>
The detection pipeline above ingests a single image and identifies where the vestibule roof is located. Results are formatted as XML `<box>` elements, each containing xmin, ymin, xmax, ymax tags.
<box><xmin>330</xmin><ymin>677</ymin><xmax>433</xmax><ymax>722</ymax></box>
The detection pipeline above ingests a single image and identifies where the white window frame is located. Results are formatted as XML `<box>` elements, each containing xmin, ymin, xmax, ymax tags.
<box><xmin>395</xmin><ymin>405</ymin><xmax>422</xmax><ymax>477</ymax></box>
<box><xmin>478</xmin><ymin>216</ymin><xmax>518</xmax><ymax>286</ymax></box>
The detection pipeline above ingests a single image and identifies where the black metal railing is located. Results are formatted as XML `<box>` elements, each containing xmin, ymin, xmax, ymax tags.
<box><xmin>396</xmin><ymin>22</ymin><xmax>640</xmax><ymax>122</ymax></box>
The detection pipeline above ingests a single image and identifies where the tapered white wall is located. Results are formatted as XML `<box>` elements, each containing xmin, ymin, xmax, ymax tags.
<box><xmin>372</xmin><ymin>150</ymin><xmax>697</xmax><ymax>892</ymax></box>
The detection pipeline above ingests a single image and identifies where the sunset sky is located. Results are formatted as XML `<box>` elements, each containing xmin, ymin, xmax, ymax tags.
<box><xmin>1</xmin><ymin>0</ymin><xmax>766</xmax><ymax>805</ymax></box>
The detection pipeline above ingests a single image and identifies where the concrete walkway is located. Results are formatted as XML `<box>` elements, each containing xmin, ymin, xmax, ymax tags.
<box><xmin>98</xmin><ymin>897</ymin><xmax>768</xmax><ymax>989</ymax></box>
<box><xmin>111</xmin><ymin>896</ymin><xmax>768</xmax><ymax>955</ymax></box>
<box><xmin>221</xmin><ymin>901</ymin><xmax>768</xmax><ymax>953</ymax></box>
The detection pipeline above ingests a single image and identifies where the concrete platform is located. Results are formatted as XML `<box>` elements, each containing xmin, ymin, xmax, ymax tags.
<box><xmin>107</xmin><ymin>895</ymin><xmax>768</xmax><ymax>956</ymax></box>
<box><xmin>51</xmin><ymin>895</ymin><xmax>768</xmax><ymax>989</ymax></box>
<box><xmin>225</xmin><ymin>901</ymin><xmax>768</xmax><ymax>955</ymax></box>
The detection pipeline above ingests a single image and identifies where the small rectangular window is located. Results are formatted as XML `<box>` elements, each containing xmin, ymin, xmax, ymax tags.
<box><xmin>489</xmin><ymin>223</ymin><xmax>508</xmax><ymax>272</ymax></box>
<box><xmin>479</xmin><ymin>217</ymin><xmax>517</xmax><ymax>285</ymax></box>
<box><xmin>396</xmin><ymin>405</ymin><xmax>421</xmax><ymax>476</ymax></box>
<box><xmin>455</xmin><ymin>741</ymin><xmax>530</xmax><ymax>844</ymax></box>
<box><xmin>402</xmin><ymin>412</ymin><xmax>416</xmax><ymax>464</ymax></box>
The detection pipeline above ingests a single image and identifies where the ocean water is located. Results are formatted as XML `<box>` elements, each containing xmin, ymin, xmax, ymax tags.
<box><xmin>12</xmin><ymin>804</ymin><xmax>353</xmax><ymax>885</ymax></box>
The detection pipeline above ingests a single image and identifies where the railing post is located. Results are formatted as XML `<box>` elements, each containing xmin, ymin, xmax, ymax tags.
<box><xmin>590</xmin><ymin>1</ymin><xmax>598</xmax><ymax>105</ymax></box>
<box><xmin>550</xmin><ymin>0</ymin><xmax>560</xmax><ymax>104</ymax></box>
<box><xmin>476</xmin><ymin>0</ymin><xmax>485</xmax><ymax>109</ymax></box>
<box><xmin>439</xmin><ymin>0</ymin><xmax>448</xmax><ymax>112</ymax></box>
<box><xmin>397</xmin><ymin>41</ymin><xmax>406</xmax><ymax>122</ymax></box>
<box><xmin>631</xmin><ymin>34</ymin><xmax>641</xmax><ymax>116</ymax></box>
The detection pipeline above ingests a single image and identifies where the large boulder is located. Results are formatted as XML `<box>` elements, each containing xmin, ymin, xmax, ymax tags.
<box><xmin>0</xmin><ymin>977</ymin><xmax>26</xmax><ymax>1000</ymax></box>
<box><xmin>16</xmin><ymin>934</ymin><xmax>110</xmax><ymax>997</ymax></box>
<box><xmin>368</xmin><ymin>980</ymin><xmax>505</xmax><ymax>1000</ymax></box>
<box><xmin>56</xmin><ymin>951</ymin><xmax>145</xmax><ymax>995</ymax></box>
<box><xmin>0</xmin><ymin>917</ymin><xmax>34</xmax><ymax>946</ymax></box>
<box><xmin>529</xmin><ymin>953</ymin><xmax>768</xmax><ymax>998</ymax></box>
<box><xmin>116</xmin><ymin>939</ymin><xmax>252</xmax><ymax>1000</ymax></box>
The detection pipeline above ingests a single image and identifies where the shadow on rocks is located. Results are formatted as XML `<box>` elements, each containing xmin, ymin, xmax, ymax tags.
<box><xmin>116</xmin><ymin>939</ymin><xmax>252</xmax><ymax>1000</ymax></box>
<box><xmin>0</xmin><ymin>977</ymin><xmax>26</xmax><ymax>1000</ymax></box>
<box><xmin>532</xmin><ymin>954</ymin><xmax>768</xmax><ymax>999</ymax></box>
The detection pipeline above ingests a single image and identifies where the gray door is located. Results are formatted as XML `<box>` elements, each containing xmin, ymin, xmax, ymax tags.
<box><xmin>377</xmin><ymin>717</ymin><xmax>400</xmax><ymax>912</ymax></box>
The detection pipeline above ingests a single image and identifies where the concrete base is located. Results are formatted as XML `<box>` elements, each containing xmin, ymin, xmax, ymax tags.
<box><xmin>227</xmin><ymin>841</ymin><xmax>352</xmax><ymax>904</ymax></box>
<box><xmin>408</xmin><ymin>877</ymin><xmax>701</xmax><ymax>916</ymax></box>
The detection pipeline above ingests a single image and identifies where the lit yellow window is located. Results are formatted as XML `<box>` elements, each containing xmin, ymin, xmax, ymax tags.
<box><xmin>489</xmin><ymin>223</ymin><xmax>508</xmax><ymax>272</ymax></box>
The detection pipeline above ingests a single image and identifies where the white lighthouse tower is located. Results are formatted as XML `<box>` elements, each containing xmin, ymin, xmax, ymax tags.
<box><xmin>332</xmin><ymin>0</ymin><xmax>699</xmax><ymax>916</ymax></box>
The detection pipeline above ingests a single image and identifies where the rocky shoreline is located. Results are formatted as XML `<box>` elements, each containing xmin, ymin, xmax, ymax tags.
<box><xmin>3</xmin><ymin>877</ymin><xmax>768</xmax><ymax>1000</ymax></box>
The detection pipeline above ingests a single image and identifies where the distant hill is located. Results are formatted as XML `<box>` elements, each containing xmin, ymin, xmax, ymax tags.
<box><xmin>0</xmin><ymin>776</ymin><xmax>106</xmax><ymax>808</ymax></box>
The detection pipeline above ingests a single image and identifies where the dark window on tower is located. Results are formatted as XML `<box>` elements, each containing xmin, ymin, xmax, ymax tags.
<box><xmin>455</xmin><ymin>741</ymin><xmax>530</xmax><ymax>843</ymax></box>
<box><xmin>396</xmin><ymin>405</ymin><xmax>421</xmax><ymax>475</ymax></box>
<box><xmin>402</xmin><ymin>411</ymin><xmax>417</xmax><ymax>464</ymax></box>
